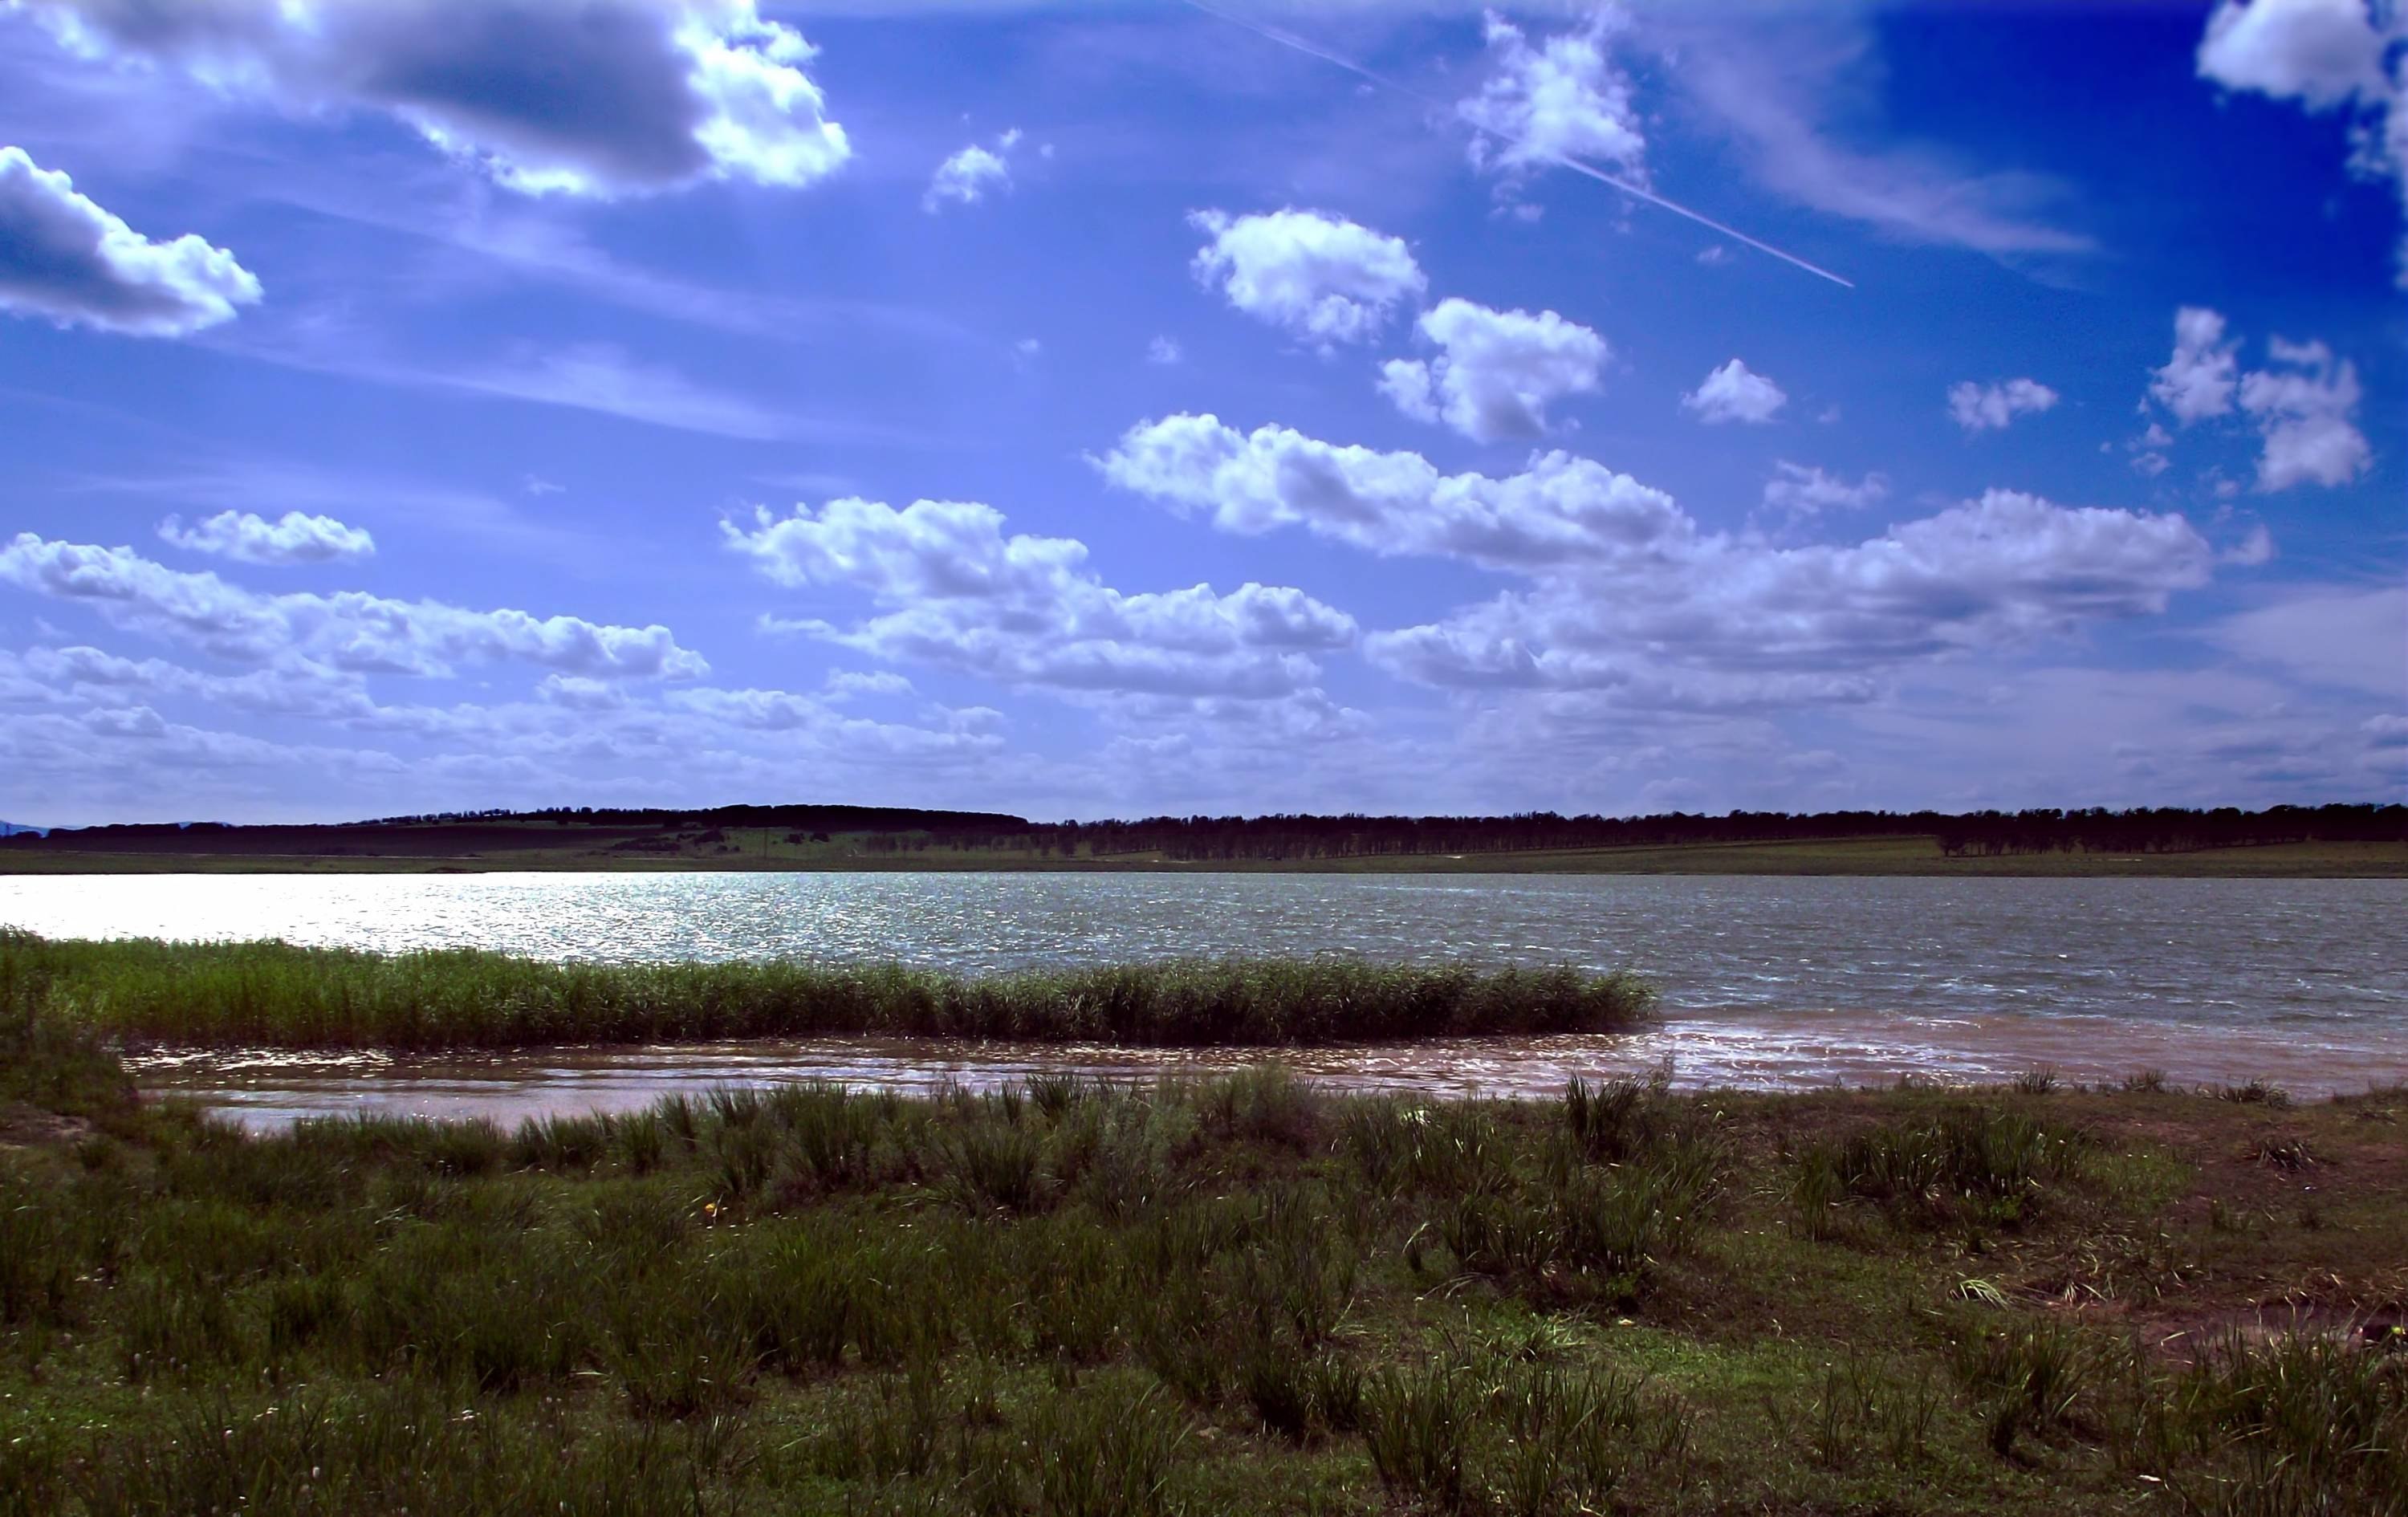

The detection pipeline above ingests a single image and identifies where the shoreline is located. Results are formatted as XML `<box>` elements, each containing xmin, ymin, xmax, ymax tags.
<box><xmin>132</xmin><ymin>1006</ymin><xmax>2408</xmax><ymax>1129</ymax></box>
<box><xmin>4</xmin><ymin>835</ymin><xmax>2405</xmax><ymax>877</ymax></box>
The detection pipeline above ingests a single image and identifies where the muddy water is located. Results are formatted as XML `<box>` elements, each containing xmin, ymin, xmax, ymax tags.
<box><xmin>7</xmin><ymin>872</ymin><xmax>2398</xmax><ymax>1126</ymax></box>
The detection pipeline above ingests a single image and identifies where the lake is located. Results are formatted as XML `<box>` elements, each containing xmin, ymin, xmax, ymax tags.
<box><xmin>6</xmin><ymin>871</ymin><xmax>2402</xmax><ymax>1120</ymax></box>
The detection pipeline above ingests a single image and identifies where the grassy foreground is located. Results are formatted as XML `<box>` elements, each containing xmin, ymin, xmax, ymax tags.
<box><xmin>0</xmin><ymin>931</ymin><xmax>1653</xmax><ymax>1051</ymax></box>
<box><xmin>5</xmin><ymin>1004</ymin><xmax>2406</xmax><ymax>1515</ymax></box>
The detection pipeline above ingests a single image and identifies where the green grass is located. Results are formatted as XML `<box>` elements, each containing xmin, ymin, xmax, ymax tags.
<box><xmin>0</xmin><ymin>930</ymin><xmax>1654</xmax><ymax>1051</ymax></box>
<box><xmin>6</xmin><ymin>1007</ymin><xmax>2408</xmax><ymax>1515</ymax></box>
<box><xmin>9</xmin><ymin>978</ymin><xmax>2408</xmax><ymax>1516</ymax></box>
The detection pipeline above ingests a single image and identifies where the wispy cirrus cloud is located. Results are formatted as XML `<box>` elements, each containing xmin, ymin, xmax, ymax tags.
<box><xmin>1667</xmin><ymin>12</ymin><xmax>2093</xmax><ymax>262</ymax></box>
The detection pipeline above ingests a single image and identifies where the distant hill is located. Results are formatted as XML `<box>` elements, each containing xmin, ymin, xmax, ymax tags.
<box><xmin>0</xmin><ymin>821</ymin><xmax>47</xmax><ymax>837</ymax></box>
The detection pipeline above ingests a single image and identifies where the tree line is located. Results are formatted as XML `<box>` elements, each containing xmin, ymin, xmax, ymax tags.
<box><xmin>944</xmin><ymin>803</ymin><xmax>2405</xmax><ymax>861</ymax></box>
<box><xmin>7</xmin><ymin>802</ymin><xmax>2397</xmax><ymax>862</ymax></box>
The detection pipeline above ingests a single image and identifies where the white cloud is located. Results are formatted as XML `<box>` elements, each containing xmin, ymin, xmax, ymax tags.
<box><xmin>1377</xmin><ymin>298</ymin><xmax>1608</xmax><ymax>442</ymax></box>
<box><xmin>1947</xmin><ymin>377</ymin><xmax>2059</xmax><ymax>433</ymax></box>
<box><xmin>723</xmin><ymin>497</ymin><xmax>1357</xmax><ymax>700</ymax></box>
<box><xmin>1101</xmin><ymin>414</ymin><xmax>2222</xmax><ymax>712</ymax></box>
<box><xmin>157</xmin><ymin>510</ymin><xmax>376</xmax><ymax>566</ymax></box>
<box><xmin>1458</xmin><ymin>10</ymin><xmax>1647</xmax><ymax>181</ymax></box>
<box><xmin>2150</xmin><ymin>306</ymin><xmax>2240</xmax><ymax>424</ymax></box>
<box><xmin>1146</xmin><ymin>335</ymin><xmax>1184</xmax><ymax>366</ymax></box>
<box><xmin>0</xmin><ymin>534</ymin><xmax>706</xmax><ymax>681</ymax></box>
<box><xmin>2198</xmin><ymin>0</ymin><xmax>2408</xmax><ymax>283</ymax></box>
<box><xmin>19</xmin><ymin>0</ymin><xmax>849</xmax><ymax>198</ymax></box>
<box><xmin>1367</xmin><ymin>489</ymin><xmax>2218</xmax><ymax>702</ymax></box>
<box><xmin>823</xmin><ymin>669</ymin><xmax>913</xmax><ymax>701</ymax></box>
<box><xmin>2142</xmin><ymin>309</ymin><xmax>2373</xmax><ymax>491</ymax></box>
<box><xmin>0</xmin><ymin>146</ymin><xmax>260</xmax><ymax>336</ymax></box>
<box><xmin>0</xmin><ymin>704</ymin><xmax>407</xmax><ymax>789</ymax></box>
<box><xmin>2239</xmin><ymin>336</ymin><xmax>2373</xmax><ymax>490</ymax></box>
<box><xmin>923</xmin><ymin>128</ymin><xmax>1019</xmax><ymax>213</ymax></box>
<box><xmin>1096</xmin><ymin>413</ymin><xmax>1689</xmax><ymax>574</ymax></box>
<box><xmin>1187</xmin><ymin>208</ymin><xmax>1425</xmax><ymax>349</ymax></box>
<box><xmin>1763</xmin><ymin>462</ymin><xmax>1888</xmax><ymax>518</ymax></box>
<box><xmin>6</xmin><ymin>644</ymin><xmax>379</xmax><ymax>724</ymax></box>
<box><xmin>1682</xmin><ymin>358</ymin><xmax>1787</xmax><ymax>425</ymax></box>
<box><xmin>2200</xmin><ymin>0</ymin><xmax>2393</xmax><ymax>106</ymax></box>
<box><xmin>0</xmin><ymin>639</ymin><xmax>1035</xmax><ymax>822</ymax></box>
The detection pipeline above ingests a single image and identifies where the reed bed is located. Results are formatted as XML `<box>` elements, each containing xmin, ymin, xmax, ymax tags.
<box><xmin>0</xmin><ymin>929</ymin><xmax>1654</xmax><ymax>1051</ymax></box>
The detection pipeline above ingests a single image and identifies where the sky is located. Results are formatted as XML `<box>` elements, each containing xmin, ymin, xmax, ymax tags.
<box><xmin>0</xmin><ymin>0</ymin><xmax>2402</xmax><ymax>827</ymax></box>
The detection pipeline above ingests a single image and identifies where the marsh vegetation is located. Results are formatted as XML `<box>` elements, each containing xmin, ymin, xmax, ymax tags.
<box><xmin>4</xmin><ymin>992</ymin><xmax>2405</xmax><ymax>1515</ymax></box>
<box><xmin>0</xmin><ymin>931</ymin><xmax>1654</xmax><ymax>1050</ymax></box>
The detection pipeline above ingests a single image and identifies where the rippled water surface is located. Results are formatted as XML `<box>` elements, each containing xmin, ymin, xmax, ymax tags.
<box><xmin>7</xmin><ymin>872</ymin><xmax>2402</xmax><ymax>1120</ymax></box>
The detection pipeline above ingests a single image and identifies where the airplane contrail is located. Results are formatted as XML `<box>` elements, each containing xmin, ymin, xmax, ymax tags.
<box><xmin>1174</xmin><ymin>0</ymin><xmax>1855</xmax><ymax>290</ymax></box>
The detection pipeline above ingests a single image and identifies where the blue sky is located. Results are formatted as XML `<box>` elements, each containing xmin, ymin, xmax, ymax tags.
<box><xmin>1</xmin><ymin>0</ymin><xmax>2402</xmax><ymax>826</ymax></box>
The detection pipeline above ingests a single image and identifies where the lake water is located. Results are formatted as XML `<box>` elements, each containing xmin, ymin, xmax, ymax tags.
<box><xmin>5</xmin><ymin>872</ymin><xmax>2402</xmax><ymax>1121</ymax></box>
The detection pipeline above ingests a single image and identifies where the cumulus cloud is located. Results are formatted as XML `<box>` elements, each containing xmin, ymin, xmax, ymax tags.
<box><xmin>923</xmin><ymin>127</ymin><xmax>1019</xmax><ymax>213</ymax></box>
<box><xmin>2199</xmin><ymin>0</ymin><xmax>2394</xmax><ymax>107</ymax></box>
<box><xmin>2239</xmin><ymin>336</ymin><xmax>2373</xmax><ymax>490</ymax></box>
<box><xmin>1458</xmin><ymin>10</ymin><xmax>1647</xmax><ymax>181</ymax></box>
<box><xmin>2150</xmin><ymin>306</ymin><xmax>2241</xmax><ymax>424</ymax></box>
<box><xmin>1681</xmin><ymin>358</ymin><xmax>1787</xmax><ymax>424</ymax></box>
<box><xmin>0</xmin><ymin>533</ymin><xmax>705</xmax><ymax>680</ymax></box>
<box><xmin>1763</xmin><ymin>462</ymin><xmax>1888</xmax><ymax>518</ymax></box>
<box><xmin>1377</xmin><ymin>298</ymin><xmax>1608</xmax><ymax>442</ymax></box>
<box><xmin>722</xmin><ymin>497</ymin><xmax>1357</xmax><ymax>700</ymax></box>
<box><xmin>6</xmin><ymin>644</ymin><xmax>380</xmax><ymax>724</ymax></box>
<box><xmin>1367</xmin><ymin>489</ymin><xmax>2219</xmax><ymax>701</ymax></box>
<box><xmin>157</xmin><ymin>510</ymin><xmax>375</xmax><ymax>566</ymax></box>
<box><xmin>2142</xmin><ymin>309</ymin><xmax>2373</xmax><ymax>490</ymax></box>
<box><xmin>0</xmin><ymin>146</ymin><xmax>261</xmax><ymax>336</ymax></box>
<box><xmin>1096</xmin><ymin>413</ymin><xmax>1688</xmax><ymax>574</ymax></box>
<box><xmin>1188</xmin><ymin>209</ymin><xmax>1425</xmax><ymax>349</ymax></box>
<box><xmin>18</xmin><ymin>0</ymin><xmax>850</xmax><ymax>198</ymax></box>
<box><xmin>1947</xmin><ymin>377</ymin><xmax>2059</xmax><ymax>433</ymax></box>
<box><xmin>1146</xmin><ymin>336</ymin><xmax>1183</xmax><ymax>366</ymax></box>
<box><xmin>2198</xmin><ymin>0</ymin><xmax>2407</xmax><ymax>283</ymax></box>
<box><xmin>0</xmin><ymin>703</ymin><xmax>407</xmax><ymax>787</ymax></box>
<box><xmin>1101</xmin><ymin>413</ymin><xmax>2223</xmax><ymax>712</ymax></box>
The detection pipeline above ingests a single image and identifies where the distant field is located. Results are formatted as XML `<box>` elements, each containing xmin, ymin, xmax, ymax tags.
<box><xmin>1</xmin><ymin>827</ymin><xmax>2402</xmax><ymax>876</ymax></box>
